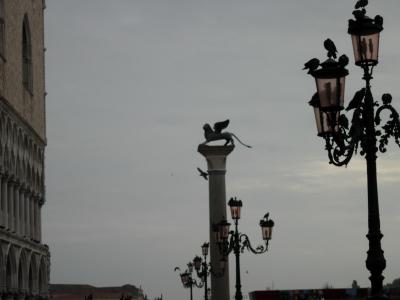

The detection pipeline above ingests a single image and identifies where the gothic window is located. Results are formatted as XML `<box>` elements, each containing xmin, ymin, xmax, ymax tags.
<box><xmin>0</xmin><ymin>0</ymin><xmax>4</xmax><ymax>59</ymax></box>
<box><xmin>22</xmin><ymin>15</ymin><xmax>32</xmax><ymax>92</ymax></box>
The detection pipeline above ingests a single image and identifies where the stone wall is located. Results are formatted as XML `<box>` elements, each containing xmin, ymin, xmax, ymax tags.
<box><xmin>0</xmin><ymin>0</ymin><xmax>46</xmax><ymax>141</ymax></box>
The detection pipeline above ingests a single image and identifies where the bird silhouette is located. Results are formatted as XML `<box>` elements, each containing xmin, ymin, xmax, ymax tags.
<box><xmin>197</xmin><ymin>167</ymin><xmax>208</xmax><ymax>180</ymax></box>
<box><xmin>375</xmin><ymin>15</ymin><xmax>383</xmax><ymax>26</ymax></box>
<box><xmin>174</xmin><ymin>267</ymin><xmax>181</xmax><ymax>272</ymax></box>
<box><xmin>338</xmin><ymin>54</ymin><xmax>349</xmax><ymax>67</ymax></box>
<box><xmin>264</xmin><ymin>213</ymin><xmax>270</xmax><ymax>220</ymax></box>
<box><xmin>382</xmin><ymin>94</ymin><xmax>392</xmax><ymax>105</ymax></box>
<box><xmin>303</xmin><ymin>58</ymin><xmax>320</xmax><ymax>74</ymax></box>
<box><xmin>352</xmin><ymin>9</ymin><xmax>366</xmax><ymax>20</ymax></box>
<box><xmin>324</xmin><ymin>39</ymin><xmax>337</xmax><ymax>59</ymax></box>
<box><xmin>339</xmin><ymin>114</ymin><xmax>349</xmax><ymax>130</ymax></box>
<box><xmin>355</xmin><ymin>0</ymin><xmax>368</xmax><ymax>9</ymax></box>
<box><xmin>308</xmin><ymin>92</ymin><xmax>320</xmax><ymax>107</ymax></box>
<box><xmin>346</xmin><ymin>88</ymin><xmax>365</xmax><ymax>111</ymax></box>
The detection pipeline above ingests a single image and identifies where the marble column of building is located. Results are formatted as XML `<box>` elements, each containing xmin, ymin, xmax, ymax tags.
<box><xmin>33</xmin><ymin>196</ymin><xmax>39</xmax><ymax>242</ymax></box>
<box><xmin>7</xmin><ymin>179</ymin><xmax>14</xmax><ymax>232</ymax></box>
<box><xmin>14</xmin><ymin>181</ymin><xmax>20</xmax><ymax>235</ymax></box>
<box><xmin>19</xmin><ymin>186</ymin><xmax>25</xmax><ymax>237</ymax></box>
<box><xmin>198</xmin><ymin>144</ymin><xmax>234</xmax><ymax>300</ymax></box>
<box><xmin>24</xmin><ymin>189</ymin><xmax>30</xmax><ymax>239</ymax></box>
<box><xmin>0</xmin><ymin>174</ymin><xmax>4</xmax><ymax>228</ymax></box>
<box><xmin>38</xmin><ymin>198</ymin><xmax>42</xmax><ymax>242</ymax></box>
<box><xmin>29</xmin><ymin>193</ymin><xmax>34</xmax><ymax>241</ymax></box>
<box><xmin>1</xmin><ymin>175</ymin><xmax>7</xmax><ymax>230</ymax></box>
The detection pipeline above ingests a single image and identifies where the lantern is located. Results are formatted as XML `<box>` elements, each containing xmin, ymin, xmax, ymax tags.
<box><xmin>348</xmin><ymin>15</ymin><xmax>383</xmax><ymax>66</ymax></box>
<box><xmin>228</xmin><ymin>197</ymin><xmax>242</xmax><ymax>220</ymax></box>
<box><xmin>312</xmin><ymin>59</ymin><xmax>348</xmax><ymax>111</ymax></box>
<box><xmin>260</xmin><ymin>218</ymin><xmax>275</xmax><ymax>241</ymax></box>
<box><xmin>193</xmin><ymin>256</ymin><xmax>202</xmax><ymax>271</ymax></box>
<box><xmin>180</xmin><ymin>272</ymin><xmax>190</xmax><ymax>286</ymax></box>
<box><xmin>217</xmin><ymin>219</ymin><xmax>231</xmax><ymax>241</ymax></box>
<box><xmin>309</xmin><ymin>93</ymin><xmax>340</xmax><ymax>136</ymax></box>
<box><xmin>201</xmin><ymin>242</ymin><xmax>209</xmax><ymax>256</ymax></box>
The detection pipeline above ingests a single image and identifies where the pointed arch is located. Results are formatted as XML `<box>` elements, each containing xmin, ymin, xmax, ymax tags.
<box><xmin>38</xmin><ymin>256</ymin><xmax>47</xmax><ymax>295</ymax></box>
<box><xmin>18</xmin><ymin>249</ymin><xmax>28</xmax><ymax>292</ymax></box>
<box><xmin>28</xmin><ymin>253</ymin><xmax>38</xmax><ymax>295</ymax></box>
<box><xmin>5</xmin><ymin>245</ymin><xmax>17</xmax><ymax>290</ymax></box>
<box><xmin>22</xmin><ymin>14</ymin><xmax>32</xmax><ymax>92</ymax></box>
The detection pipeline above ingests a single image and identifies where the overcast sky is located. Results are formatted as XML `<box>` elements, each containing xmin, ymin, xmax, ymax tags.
<box><xmin>43</xmin><ymin>1</ymin><xmax>400</xmax><ymax>299</ymax></box>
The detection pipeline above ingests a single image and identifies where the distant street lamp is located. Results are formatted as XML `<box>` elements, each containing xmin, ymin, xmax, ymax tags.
<box><xmin>303</xmin><ymin>2</ymin><xmax>398</xmax><ymax>299</ymax></box>
<box><xmin>193</xmin><ymin>242</ymin><xmax>225</xmax><ymax>300</ymax></box>
<box><xmin>214</xmin><ymin>197</ymin><xmax>274</xmax><ymax>300</ymax></box>
<box><xmin>175</xmin><ymin>262</ymin><xmax>203</xmax><ymax>300</ymax></box>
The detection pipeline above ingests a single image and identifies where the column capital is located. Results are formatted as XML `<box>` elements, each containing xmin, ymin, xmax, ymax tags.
<box><xmin>197</xmin><ymin>145</ymin><xmax>234</xmax><ymax>172</ymax></box>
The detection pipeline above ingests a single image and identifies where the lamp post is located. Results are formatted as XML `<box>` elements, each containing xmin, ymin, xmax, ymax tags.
<box><xmin>193</xmin><ymin>243</ymin><xmax>226</xmax><ymax>300</ymax></box>
<box><xmin>214</xmin><ymin>197</ymin><xmax>274</xmax><ymax>300</ymax></box>
<box><xmin>176</xmin><ymin>262</ymin><xmax>203</xmax><ymax>300</ymax></box>
<box><xmin>303</xmin><ymin>2</ymin><xmax>399</xmax><ymax>300</ymax></box>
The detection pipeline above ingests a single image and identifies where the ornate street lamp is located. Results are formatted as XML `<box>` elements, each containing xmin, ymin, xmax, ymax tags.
<box><xmin>175</xmin><ymin>262</ymin><xmax>203</xmax><ymax>300</ymax></box>
<box><xmin>303</xmin><ymin>2</ymin><xmax>398</xmax><ymax>300</ymax></box>
<box><xmin>215</xmin><ymin>197</ymin><xmax>274</xmax><ymax>300</ymax></box>
<box><xmin>193</xmin><ymin>242</ymin><xmax>225</xmax><ymax>300</ymax></box>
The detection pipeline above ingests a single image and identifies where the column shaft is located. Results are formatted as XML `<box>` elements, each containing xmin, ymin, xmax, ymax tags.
<box><xmin>8</xmin><ymin>181</ymin><xmax>14</xmax><ymax>232</ymax></box>
<box><xmin>25</xmin><ymin>191</ymin><xmax>30</xmax><ymax>239</ymax></box>
<box><xmin>1</xmin><ymin>176</ymin><xmax>7</xmax><ymax>230</ymax></box>
<box><xmin>38</xmin><ymin>200</ymin><xmax>42</xmax><ymax>242</ymax></box>
<box><xmin>34</xmin><ymin>197</ymin><xmax>38</xmax><ymax>241</ymax></box>
<box><xmin>19</xmin><ymin>188</ymin><xmax>25</xmax><ymax>237</ymax></box>
<box><xmin>0</xmin><ymin>175</ymin><xmax>3</xmax><ymax>228</ymax></box>
<box><xmin>198</xmin><ymin>145</ymin><xmax>234</xmax><ymax>300</ymax></box>
<box><xmin>14</xmin><ymin>183</ymin><xmax>19</xmax><ymax>235</ymax></box>
<box><xmin>30</xmin><ymin>194</ymin><xmax>34</xmax><ymax>240</ymax></box>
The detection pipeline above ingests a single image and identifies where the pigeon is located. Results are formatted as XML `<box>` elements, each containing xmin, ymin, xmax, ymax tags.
<box><xmin>338</xmin><ymin>114</ymin><xmax>349</xmax><ymax>130</ymax></box>
<box><xmin>382</xmin><ymin>93</ymin><xmax>392</xmax><ymax>105</ymax></box>
<box><xmin>338</xmin><ymin>54</ymin><xmax>349</xmax><ymax>67</ymax></box>
<box><xmin>346</xmin><ymin>88</ymin><xmax>365</xmax><ymax>111</ymax></box>
<box><xmin>264</xmin><ymin>213</ymin><xmax>269</xmax><ymax>220</ymax></box>
<box><xmin>308</xmin><ymin>92</ymin><xmax>320</xmax><ymax>107</ymax></box>
<box><xmin>324</xmin><ymin>39</ymin><xmax>337</xmax><ymax>59</ymax></box>
<box><xmin>355</xmin><ymin>0</ymin><xmax>368</xmax><ymax>9</ymax></box>
<box><xmin>197</xmin><ymin>167</ymin><xmax>208</xmax><ymax>180</ymax></box>
<box><xmin>374</xmin><ymin>15</ymin><xmax>383</xmax><ymax>26</ymax></box>
<box><xmin>352</xmin><ymin>9</ymin><xmax>366</xmax><ymax>20</ymax></box>
<box><xmin>303</xmin><ymin>58</ymin><xmax>320</xmax><ymax>74</ymax></box>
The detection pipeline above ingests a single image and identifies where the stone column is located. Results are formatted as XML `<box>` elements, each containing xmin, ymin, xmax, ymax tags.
<box><xmin>1</xmin><ymin>175</ymin><xmax>7</xmax><ymax>230</ymax></box>
<box><xmin>8</xmin><ymin>179</ymin><xmax>14</xmax><ymax>232</ymax></box>
<box><xmin>25</xmin><ymin>190</ymin><xmax>30</xmax><ymax>239</ymax></box>
<box><xmin>0</xmin><ymin>174</ymin><xmax>4</xmax><ymax>228</ymax></box>
<box><xmin>30</xmin><ymin>194</ymin><xmax>34</xmax><ymax>240</ymax></box>
<box><xmin>198</xmin><ymin>144</ymin><xmax>234</xmax><ymax>300</ymax></box>
<box><xmin>14</xmin><ymin>182</ymin><xmax>20</xmax><ymax>235</ymax></box>
<box><xmin>38</xmin><ymin>199</ymin><xmax>42</xmax><ymax>242</ymax></box>
<box><xmin>33</xmin><ymin>197</ymin><xmax>39</xmax><ymax>242</ymax></box>
<box><xmin>19</xmin><ymin>187</ymin><xmax>25</xmax><ymax>237</ymax></box>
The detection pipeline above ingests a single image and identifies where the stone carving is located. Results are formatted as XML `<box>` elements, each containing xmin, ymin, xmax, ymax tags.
<box><xmin>202</xmin><ymin>119</ymin><xmax>252</xmax><ymax>148</ymax></box>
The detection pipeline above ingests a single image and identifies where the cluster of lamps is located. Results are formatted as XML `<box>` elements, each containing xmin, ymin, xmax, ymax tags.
<box><xmin>304</xmin><ymin>2</ymin><xmax>400</xmax><ymax>299</ymax></box>
<box><xmin>176</xmin><ymin>198</ymin><xmax>274</xmax><ymax>300</ymax></box>
<box><xmin>213</xmin><ymin>197</ymin><xmax>274</xmax><ymax>300</ymax></box>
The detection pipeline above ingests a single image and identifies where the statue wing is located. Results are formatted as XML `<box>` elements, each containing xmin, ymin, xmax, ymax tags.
<box><xmin>213</xmin><ymin>119</ymin><xmax>230</xmax><ymax>133</ymax></box>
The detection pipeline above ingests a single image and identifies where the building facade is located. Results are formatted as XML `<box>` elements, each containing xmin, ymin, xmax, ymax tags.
<box><xmin>0</xmin><ymin>0</ymin><xmax>49</xmax><ymax>300</ymax></box>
